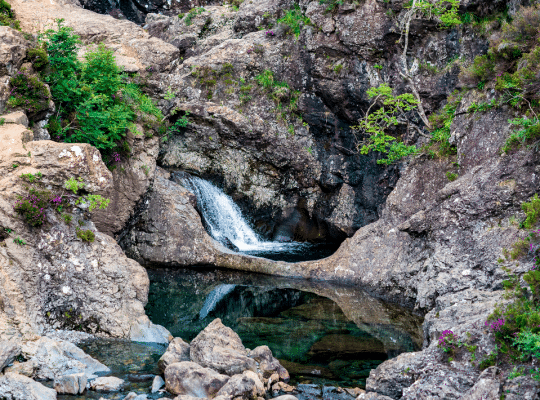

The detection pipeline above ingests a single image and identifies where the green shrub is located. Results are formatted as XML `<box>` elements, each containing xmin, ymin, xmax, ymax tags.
<box><xmin>13</xmin><ymin>236</ymin><xmax>25</xmax><ymax>246</ymax></box>
<box><xmin>277</xmin><ymin>5</ymin><xmax>310</xmax><ymax>38</ymax></box>
<box><xmin>26</xmin><ymin>46</ymin><xmax>49</xmax><ymax>71</ymax></box>
<box><xmin>446</xmin><ymin>172</ymin><xmax>458</xmax><ymax>181</ymax></box>
<box><xmin>76</xmin><ymin>228</ymin><xmax>95</xmax><ymax>243</ymax></box>
<box><xmin>64</xmin><ymin>177</ymin><xmax>85</xmax><ymax>194</ymax></box>
<box><xmin>0</xmin><ymin>0</ymin><xmax>20</xmax><ymax>30</ymax></box>
<box><xmin>459</xmin><ymin>55</ymin><xmax>495</xmax><ymax>86</ymax></box>
<box><xmin>7</xmin><ymin>70</ymin><xmax>50</xmax><ymax>116</ymax></box>
<box><xmin>522</xmin><ymin>194</ymin><xmax>540</xmax><ymax>229</ymax></box>
<box><xmin>40</xmin><ymin>20</ymin><xmax>162</xmax><ymax>158</ymax></box>
<box><xmin>515</xmin><ymin>331</ymin><xmax>540</xmax><ymax>359</ymax></box>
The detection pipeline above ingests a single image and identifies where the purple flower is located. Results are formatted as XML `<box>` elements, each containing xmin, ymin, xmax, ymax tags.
<box><xmin>112</xmin><ymin>152</ymin><xmax>121</xmax><ymax>163</ymax></box>
<box><xmin>485</xmin><ymin>318</ymin><xmax>505</xmax><ymax>332</ymax></box>
<box><xmin>265</xmin><ymin>30</ymin><xmax>275</xmax><ymax>37</ymax></box>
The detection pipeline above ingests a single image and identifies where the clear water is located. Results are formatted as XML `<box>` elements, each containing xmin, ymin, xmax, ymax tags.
<box><xmin>145</xmin><ymin>268</ymin><xmax>423</xmax><ymax>388</ymax></box>
<box><xmin>176</xmin><ymin>173</ymin><xmax>338</xmax><ymax>261</ymax></box>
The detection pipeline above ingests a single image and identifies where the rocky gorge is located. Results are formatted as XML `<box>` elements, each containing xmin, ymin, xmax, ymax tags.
<box><xmin>0</xmin><ymin>0</ymin><xmax>539</xmax><ymax>398</ymax></box>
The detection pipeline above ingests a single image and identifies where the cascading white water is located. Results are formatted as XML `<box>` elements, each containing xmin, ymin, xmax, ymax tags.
<box><xmin>178</xmin><ymin>174</ymin><xmax>303</xmax><ymax>253</ymax></box>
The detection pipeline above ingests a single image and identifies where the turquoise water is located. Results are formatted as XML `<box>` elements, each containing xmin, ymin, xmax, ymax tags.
<box><xmin>145</xmin><ymin>268</ymin><xmax>423</xmax><ymax>388</ymax></box>
<box><xmin>64</xmin><ymin>268</ymin><xmax>422</xmax><ymax>398</ymax></box>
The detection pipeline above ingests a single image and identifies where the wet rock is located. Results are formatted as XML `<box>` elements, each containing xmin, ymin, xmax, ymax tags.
<box><xmin>273</xmin><ymin>396</ymin><xmax>299</xmax><ymax>400</ymax></box>
<box><xmin>152</xmin><ymin>375</ymin><xmax>165</xmax><ymax>393</ymax></box>
<box><xmin>164</xmin><ymin>361</ymin><xmax>230</xmax><ymax>397</ymax></box>
<box><xmin>90</xmin><ymin>376</ymin><xmax>125</xmax><ymax>391</ymax></box>
<box><xmin>53</xmin><ymin>372</ymin><xmax>87</xmax><ymax>395</ymax></box>
<box><xmin>120</xmin><ymin>169</ymin><xmax>218</xmax><ymax>266</ymax></box>
<box><xmin>190</xmin><ymin>319</ymin><xmax>257</xmax><ymax>376</ymax></box>
<box><xmin>0</xmin><ymin>340</ymin><xmax>21</xmax><ymax>371</ymax></box>
<box><xmin>248</xmin><ymin>345</ymin><xmax>289</xmax><ymax>380</ymax></box>
<box><xmin>216</xmin><ymin>370</ymin><xmax>265</xmax><ymax>399</ymax></box>
<box><xmin>0</xmin><ymin>372</ymin><xmax>57</xmax><ymax>400</ymax></box>
<box><xmin>158</xmin><ymin>337</ymin><xmax>191</xmax><ymax>373</ymax></box>
<box><xmin>129</xmin><ymin>315</ymin><xmax>172</xmax><ymax>344</ymax></box>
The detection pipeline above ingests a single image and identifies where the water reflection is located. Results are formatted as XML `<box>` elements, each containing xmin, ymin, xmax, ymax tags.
<box><xmin>145</xmin><ymin>268</ymin><xmax>423</xmax><ymax>388</ymax></box>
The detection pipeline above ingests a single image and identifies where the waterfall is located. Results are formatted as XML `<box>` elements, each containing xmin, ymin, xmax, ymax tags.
<box><xmin>176</xmin><ymin>173</ymin><xmax>304</xmax><ymax>253</ymax></box>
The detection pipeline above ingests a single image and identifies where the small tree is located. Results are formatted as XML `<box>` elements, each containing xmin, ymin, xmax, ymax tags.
<box><xmin>355</xmin><ymin>84</ymin><xmax>420</xmax><ymax>165</ymax></box>
<box><xmin>356</xmin><ymin>1</ymin><xmax>462</xmax><ymax>163</ymax></box>
<box><xmin>398</xmin><ymin>0</ymin><xmax>462</xmax><ymax>129</ymax></box>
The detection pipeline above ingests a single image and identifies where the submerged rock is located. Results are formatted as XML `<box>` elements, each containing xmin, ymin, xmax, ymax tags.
<box><xmin>190</xmin><ymin>319</ymin><xmax>257</xmax><ymax>376</ymax></box>
<box><xmin>164</xmin><ymin>361</ymin><xmax>230</xmax><ymax>397</ymax></box>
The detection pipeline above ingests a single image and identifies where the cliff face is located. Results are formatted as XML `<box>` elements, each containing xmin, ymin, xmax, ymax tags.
<box><xmin>1</xmin><ymin>0</ymin><xmax>540</xmax><ymax>398</ymax></box>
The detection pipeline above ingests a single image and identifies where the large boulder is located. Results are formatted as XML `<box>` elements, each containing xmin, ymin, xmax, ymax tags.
<box><xmin>0</xmin><ymin>118</ymin><xmax>152</xmax><ymax>339</ymax></box>
<box><xmin>158</xmin><ymin>337</ymin><xmax>191</xmax><ymax>373</ymax></box>
<box><xmin>89</xmin><ymin>376</ymin><xmax>124</xmax><ymax>392</ymax></box>
<box><xmin>129</xmin><ymin>315</ymin><xmax>172</xmax><ymax>344</ymax></box>
<box><xmin>22</xmin><ymin>337</ymin><xmax>109</xmax><ymax>380</ymax></box>
<box><xmin>215</xmin><ymin>370</ymin><xmax>265</xmax><ymax>399</ymax></box>
<box><xmin>120</xmin><ymin>168</ymin><xmax>218</xmax><ymax>266</ymax></box>
<box><xmin>190</xmin><ymin>319</ymin><xmax>257</xmax><ymax>376</ymax></box>
<box><xmin>0</xmin><ymin>372</ymin><xmax>57</xmax><ymax>400</ymax></box>
<box><xmin>164</xmin><ymin>361</ymin><xmax>230</xmax><ymax>397</ymax></box>
<box><xmin>248</xmin><ymin>346</ymin><xmax>289</xmax><ymax>381</ymax></box>
<box><xmin>53</xmin><ymin>372</ymin><xmax>87</xmax><ymax>395</ymax></box>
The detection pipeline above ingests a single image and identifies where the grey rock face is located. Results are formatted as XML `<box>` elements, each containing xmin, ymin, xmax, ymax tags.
<box><xmin>91</xmin><ymin>132</ymin><xmax>159</xmax><ymax>236</ymax></box>
<box><xmin>158</xmin><ymin>337</ymin><xmax>191</xmax><ymax>373</ymax></box>
<box><xmin>53</xmin><ymin>373</ymin><xmax>87</xmax><ymax>395</ymax></box>
<box><xmin>164</xmin><ymin>361</ymin><xmax>230</xmax><ymax>397</ymax></box>
<box><xmin>502</xmin><ymin>375</ymin><xmax>540</xmax><ymax>400</ymax></box>
<box><xmin>120</xmin><ymin>169</ymin><xmax>218</xmax><ymax>267</ymax></box>
<box><xmin>190</xmin><ymin>319</ymin><xmax>257</xmax><ymax>376</ymax></box>
<box><xmin>461</xmin><ymin>367</ymin><xmax>502</xmax><ymax>400</ymax></box>
<box><xmin>0</xmin><ymin>372</ymin><xmax>57</xmax><ymax>400</ymax></box>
